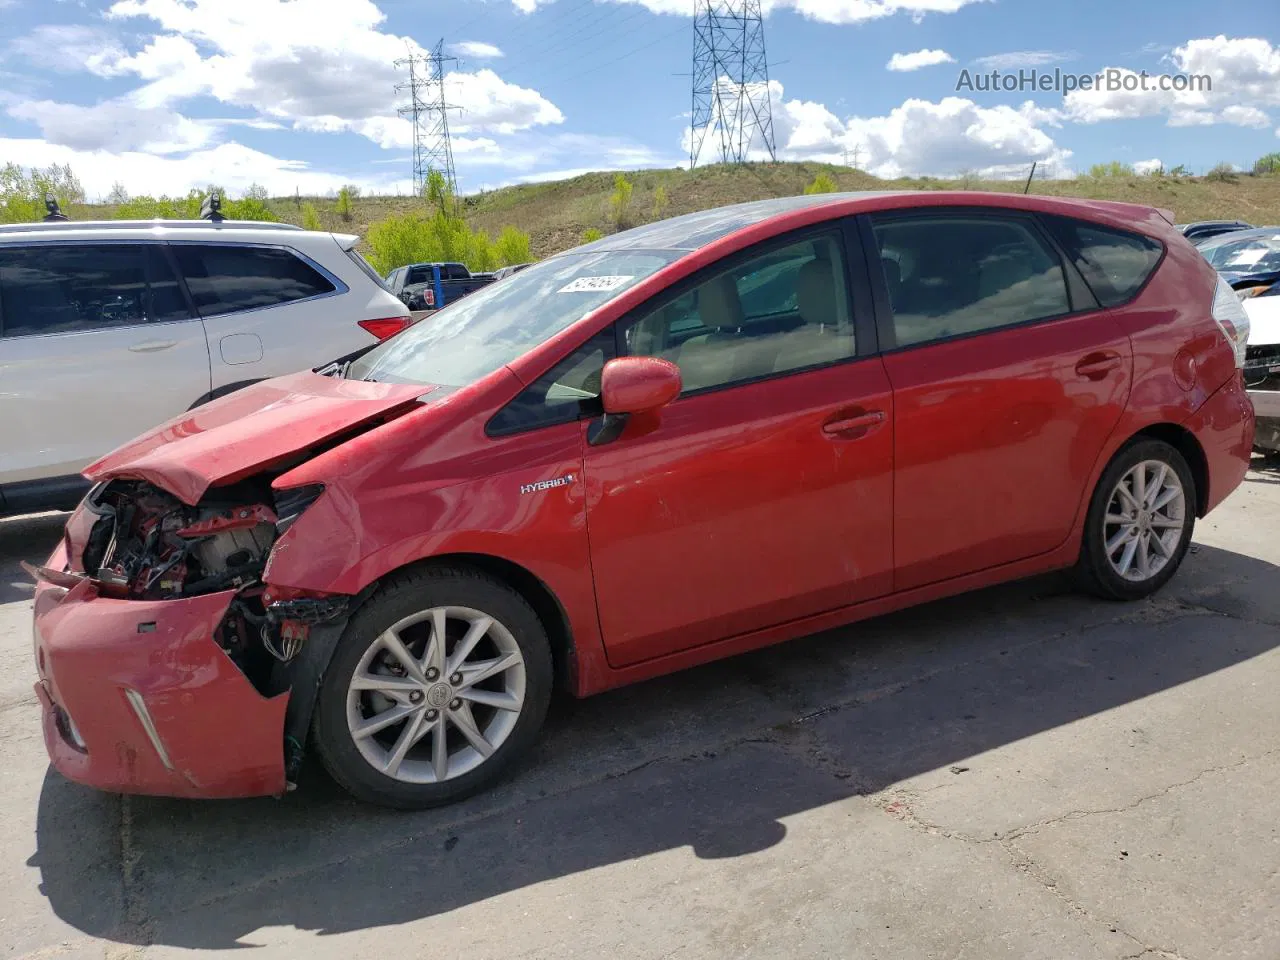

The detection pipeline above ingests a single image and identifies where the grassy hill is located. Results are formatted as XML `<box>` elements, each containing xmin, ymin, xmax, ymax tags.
<box><xmin>92</xmin><ymin>161</ymin><xmax>1280</xmax><ymax>261</ymax></box>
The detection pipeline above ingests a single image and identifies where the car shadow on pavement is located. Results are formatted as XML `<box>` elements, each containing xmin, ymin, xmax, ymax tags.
<box><xmin>29</xmin><ymin>542</ymin><xmax>1280</xmax><ymax>949</ymax></box>
<box><xmin>0</xmin><ymin>512</ymin><xmax>66</xmax><ymax>605</ymax></box>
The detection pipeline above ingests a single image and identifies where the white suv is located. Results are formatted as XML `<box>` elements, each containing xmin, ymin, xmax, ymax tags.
<box><xmin>0</xmin><ymin>219</ymin><xmax>410</xmax><ymax>515</ymax></box>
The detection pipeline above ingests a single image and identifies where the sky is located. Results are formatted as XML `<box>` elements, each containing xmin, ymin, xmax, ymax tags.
<box><xmin>0</xmin><ymin>0</ymin><xmax>1277</xmax><ymax>200</ymax></box>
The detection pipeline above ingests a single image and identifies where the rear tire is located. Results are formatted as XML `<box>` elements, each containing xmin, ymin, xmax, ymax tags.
<box><xmin>1074</xmin><ymin>439</ymin><xmax>1197</xmax><ymax>601</ymax></box>
<box><xmin>313</xmin><ymin>565</ymin><xmax>553</xmax><ymax>809</ymax></box>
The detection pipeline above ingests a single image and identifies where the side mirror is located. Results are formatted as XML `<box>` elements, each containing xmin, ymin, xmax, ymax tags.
<box><xmin>602</xmin><ymin>356</ymin><xmax>682</xmax><ymax>414</ymax></box>
<box><xmin>590</xmin><ymin>356</ymin><xmax>682</xmax><ymax>446</ymax></box>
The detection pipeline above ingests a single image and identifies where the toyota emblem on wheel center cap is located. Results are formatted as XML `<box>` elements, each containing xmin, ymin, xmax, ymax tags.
<box><xmin>426</xmin><ymin>683</ymin><xmax>452</xmax><ymax>708</ymax></box>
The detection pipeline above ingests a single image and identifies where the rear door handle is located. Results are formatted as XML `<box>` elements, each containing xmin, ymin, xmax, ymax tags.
<box><xmin>129</xmin><ymin>339</ymin><xmax>178</xmax><ymax>353</ymax></box>
<box><xmin>822</xmin><ymin>410</ymin><xmax>885</xmax><ymax>437</ymax></box>
<box><xmin>1075</xmin><ymin>352</ymin><xmax>1123</xmax><ymax>380</ymax></box>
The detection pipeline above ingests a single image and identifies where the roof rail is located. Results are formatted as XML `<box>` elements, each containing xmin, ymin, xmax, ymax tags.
<box><xmin>0</xmin><ymin>219</ymin><xmax>304</xmax><ymax>234</ymax></box>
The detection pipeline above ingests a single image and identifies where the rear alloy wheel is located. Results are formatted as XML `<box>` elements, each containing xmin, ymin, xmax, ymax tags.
<box><xmin>314</xmin><ymin>567</ymin><xmax>552</xmax><ymax>808</ymax></box>
<box><xmin>1075</xmin><ymin>439</ymin><xmax>1197</xmax><ymax>601</ymax></box>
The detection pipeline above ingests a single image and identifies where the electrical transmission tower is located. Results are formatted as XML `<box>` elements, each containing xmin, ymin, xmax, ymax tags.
<box><xmin>395</xmin><ymin>40</ymin><xmax>460</xmax><ymax>198</ymax></box>
<box><xmin>689</xmin><ymin>0</ymin><xmax>776</xmax><ymax>168</ymax></box>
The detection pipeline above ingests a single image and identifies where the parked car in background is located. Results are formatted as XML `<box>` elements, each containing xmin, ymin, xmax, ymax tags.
<box><xmin>1180</xmin><ymin>220</ymin><xmax>1254</xmax><ymax>243</ymax></box>
<box><xmin>1197</xmin><ymin>227</ymin><xmax>1280</xmax><ymax>294</ymax></box>
<box><xmin>385</xmin><ymin>261</ymin><xmax>494</xmax><ymax>311</ymax></box>
<box><xmin>492</xmin><ymin>262</ymin><xmax>533</xmax><ymax>281</ymax></box>
<box><xmin>31</xmin><ymin>192</ymin><xmax>1253</xmax><ymax>810</ymax></box>
<box><xmin>0</xmin><ymin>219</ymin><xmax>411</xmax><ymax>516</ymax></box>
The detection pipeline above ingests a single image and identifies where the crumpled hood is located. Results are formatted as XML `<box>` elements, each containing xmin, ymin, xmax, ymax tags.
<box><xmin>85</xmin><ymin>371</ymin><xmax>433</xmax><ymax>504</ymax></box>
<box><xmin>1244</xmin><ymin>296</ymin><xmax>1280</xmax><ymax>347</ymax></box>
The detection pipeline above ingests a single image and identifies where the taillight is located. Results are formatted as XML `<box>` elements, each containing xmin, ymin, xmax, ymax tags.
<box><xmin>1212</xmin><ymin>276</ymin><xmax>1251</xmax><ymax>369</ymax></box>
<box><xmin>358</xmin><ymin>317</ymin><xmax>412</xmax><ymax>341</ymax></box>
<box><xmin>423</xmin><ymin>288</ymin><xmax>435</xmax><ymax>308</ymax></box>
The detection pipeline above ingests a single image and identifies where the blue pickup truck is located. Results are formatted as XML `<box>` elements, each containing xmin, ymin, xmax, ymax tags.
<box><xmin>385</xmin><ymin>262</ymin><xmax>495</xmax><ymax>312</ymax></box>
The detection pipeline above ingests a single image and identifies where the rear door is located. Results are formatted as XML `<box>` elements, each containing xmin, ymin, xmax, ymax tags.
<box><xmin>0</xmin><ymin>242</ymin><xmax>210</xmax><ymax>485</ymax></box>
<box><xmin>170</xmin><ymin>242</ymin><xmax>368</xmax><ymax>391</ymax></box>
<box><xmin>863</xmin><ymin>209</ymin><xmax>1132</xmax><ymax>591</ymax></box>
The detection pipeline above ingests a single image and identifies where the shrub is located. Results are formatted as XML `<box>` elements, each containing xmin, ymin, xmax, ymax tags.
<box><xmin>608</xmin><ymin>174</ymin><xmax>633</xmax><ymax>229</ymax></box>
<box><xmin>1205</xmin><ymin>162</ymin><xmax>1238</xmax><ymax>183</ymax></box>
<box><xmin>364</xmin><ymin>210</ymin><xmax>531</xmax><ymax>276</ymax></box>
<box><xmin>651</xmin><ymin>184</ymin><xmax>669</xmax><ymax>220</ymax></box>
<box><xmin>803</xmin><ymin>173</ymin><xmax>837</xmax><ymax>194</ymax></box>
<box><xmin>301</xmin><ymin>202</ymin><xmax>322</xmax><ymax>231</ymax></box>
<box><xmin>582</xmin><ymin>227</ymin><xmax>604</xmax><ymax>243</ymax></box>
<box><xmin>243</xmin><ymin>183</ymin><xmax>269</xmax><ymax>202</ymax></box>
<box><xmin>494</xmin><ymin>225</ymin><xmax>531</xmax><ymax>266</ymax></box>
<box><xmin>1087</xmin><ymin>161</ymin><xmax>1135</xmax><ymax>178</ymax></box>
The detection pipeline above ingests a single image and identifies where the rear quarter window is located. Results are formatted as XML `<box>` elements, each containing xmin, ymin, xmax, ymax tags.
<box><xmin>1043</xmin><ymin>216</ymin><xmax>1164</xmax><ymax>308</ymax></box>
<box><xmin>171</xmin><ymin>244</ymin><xmax>336</xmax><ymax>316</ymax></box>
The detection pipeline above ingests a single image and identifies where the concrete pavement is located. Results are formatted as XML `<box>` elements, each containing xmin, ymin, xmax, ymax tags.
<box><xmin>2</xmin><ymin>458</ymin><xmax>1278</xmax><ymax>959</ymax></box>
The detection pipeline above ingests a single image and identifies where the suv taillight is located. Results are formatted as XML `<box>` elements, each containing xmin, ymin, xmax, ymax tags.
<box><xmin>358</xmin><ymin>317</ymin><xmax>412</xmax><ymax>341</ymax></box>
<box><xmin>1212</xmin><ymin>276</ymin><xmax>1251</xmax><ymax>369</ymax></box>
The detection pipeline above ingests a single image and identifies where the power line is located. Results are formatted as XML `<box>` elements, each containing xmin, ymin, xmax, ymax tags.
<box><xmin>539</xmin><ymin>20</ymin><xmax>689</xmax><ymax>84</ymax></box>
<box><xmin>395</xmin><ymin>39</ymin><xmax>461</xmax><ymax>198</ymax></box>
<box><xmin>690</xmin><ymin>0</ymin><xmax>776</xmax><ymax>167</ymax></box>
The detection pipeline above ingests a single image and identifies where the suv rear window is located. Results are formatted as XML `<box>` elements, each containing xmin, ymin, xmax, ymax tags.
<box><xmin>1043</xmin><ymin>216</ymin><xmax>1163</xmax><ymax>307</ymax></box>
<box><xmin>171</xmin><ymin>244</ymin><xmax>336</xmax><ymax>316</ymax></box>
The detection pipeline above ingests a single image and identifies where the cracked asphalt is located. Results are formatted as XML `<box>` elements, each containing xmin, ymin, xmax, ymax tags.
<box><xmin>1</xmin><ymin>458</ymin><xmax>1278</xmax><ymax>960</ymax></box>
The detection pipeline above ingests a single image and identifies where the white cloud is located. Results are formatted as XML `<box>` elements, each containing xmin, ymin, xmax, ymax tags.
<box><xmin>95</xmin><ymin>0</ymin><xmax>562</xmax><ymax>144</ymax></box>
<box><xmin>1132</xmin><ymin>158</ymin><xmax>1164</xmax><ymax>175</ymax></box>
<box><xmin>686</xmin><ymin>81</ymin><xmax>1071</xmax><ymax>178</ymax></box>
<box><xmin>887</xmin><ymin>49</ymin><xmax>955</xmax><ymax>72</ymax></box>
<box><xmin>1063</xmin><ymin>36</ymin><xmax>1280</xmax><ymax>129</ymax></box>
<box><xmin>0</xmin><ymin>138</ymin><xmax>409</xmax><ymax>199</ymax></box>
<box><xmin>973</xmin><ymin>50</ymin><xmax>1075</xmax><ymax>70</ymax></box>
<box><xmin>6</xmin><ymin>98</ymin><xmax>216</xmax><ymax>154</ymax></box>
<box><xmin>520</xmin><ymin>0</ymin><xmax>986</xmax><ymax>22</ymax></box>
<box><xmin>9</xmin><ymin>25</ymin><xmax>125</xmax><ymax>75</ymax></box>
<box><xmin>449</xmin><ymin>41</ymin><xmax>504</xmax><ymax>59</ymax></box>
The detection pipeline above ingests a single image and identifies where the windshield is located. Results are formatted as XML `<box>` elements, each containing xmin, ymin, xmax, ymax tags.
<box><xmin>1200</xmin><ymin>232</ymin><xmax>1280</xmax><ymax>272</ymax></box>
<box><xmin>346</xmin><ymin>249</ymin><xmax>680</xmax><ymax>386</ymax></box>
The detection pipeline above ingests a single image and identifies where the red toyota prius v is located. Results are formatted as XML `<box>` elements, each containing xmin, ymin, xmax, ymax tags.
<box><xmin>29</xmin><ymin>192</ymin><xmax>1255</xmax><ymax>808</ymax></box>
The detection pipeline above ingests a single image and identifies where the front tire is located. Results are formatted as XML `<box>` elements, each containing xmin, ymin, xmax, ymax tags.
<box><xmin>1074</xmin><ymin>439</ymin><xmax>1197</xmax><ymax>601</ymax></box>
<box><xmin>313</xmin><ymin>565</ymin><xmax>553</xmax><ymax>809</ymax></box>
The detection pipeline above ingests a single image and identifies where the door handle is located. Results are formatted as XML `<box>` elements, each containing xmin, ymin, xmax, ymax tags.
<box><xmin>1075</xmin><ymin>352</ymin><xmax>1123</xmax><ymax>380</ymax></box>
<box><xmin>822</xmin><ymin>410</ymin><xmax>885</xmax><ymax>437</ymax></box>
<box><xmin>129</xmin><ymin>339</ymin><xmax>178</xmax><ymax>353</ymax></box>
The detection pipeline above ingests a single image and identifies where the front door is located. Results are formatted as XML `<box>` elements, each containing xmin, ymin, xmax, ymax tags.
<box><xmin>583</xmin><ymin>227</ymin><xmax>895</xmax><ymax>668</ymax></box>
<box><xmin>865</xmin><ymin>210</ymin><xmax>1132</xmax><ymax>591</ymax></box>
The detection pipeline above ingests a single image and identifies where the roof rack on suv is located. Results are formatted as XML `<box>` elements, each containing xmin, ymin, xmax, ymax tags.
<box><xmin>200</xmin><ymin>194</ymin><xmax>225</xmax><ymax>223</ymax></box>
<box><xmin>42</xmin><ymin>198</ymin><xmax>69</xmax><ymax>222</ymax></box>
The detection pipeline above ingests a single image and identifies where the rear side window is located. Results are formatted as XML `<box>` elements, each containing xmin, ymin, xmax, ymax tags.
<box><xmin>871</xmin><ymin>215</ymin><xmax>1070</xmax><ymax>348</ymax></box>
<box><xmin>0</xmin><ymin>243</ymin><xmax>190</xmax><ymax>338</ymax></box>
<box><xmin>1042</xmin><ymin>217</ymin><xmax>1163</xmax><ymax>307</ymax></box>
<box><xmin>171</xmin><ymin>244</ymin><xmax>336</xmax><ymax>316</ymax></box>
<box><xmin>345</xmin><ymin>248</ymin><xmax>391</xmax><ymax>292</ymax></box>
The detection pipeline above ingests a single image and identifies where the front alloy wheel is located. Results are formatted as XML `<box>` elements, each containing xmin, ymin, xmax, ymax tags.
<box><xmin>346</xmin><ymin>607</ymin><xmax>526</xmax><ymax>783</ymax></box>
<box><xmin>314</xmin><ymin>566</ymin><xmax>553</xmax><ymax>808</ymax></box>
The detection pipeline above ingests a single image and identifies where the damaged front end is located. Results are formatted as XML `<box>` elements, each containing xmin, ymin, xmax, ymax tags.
<box><xmin>34</xmin><ymin>477</ymin><xmax>354</xmax><ymax>792</ymax></box>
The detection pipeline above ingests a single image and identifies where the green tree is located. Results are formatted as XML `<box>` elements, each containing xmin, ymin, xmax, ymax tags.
<box><xmin>301</xmin><ymin>202</ymin><xmax>323</xmax><ymax>231</ymax></box>
<box><xmin>1168</xmin><ymin>164</ymin><xmax>1190</xmax><ymax>177</ymax></box>
<box><xmin>803</xmin><ymin>173</ymin><xmax>837</xmax><ymax>194</ymax></box>
<box><xmin>651</xmin><ymin>184</ymin><xmax>669</xmax><ymax>221</ymax></box>
<box><xmin>608</xmin><ymin>174</ymin><xmax>633</xmax><ymax>229</ymax></box>
<box><xmin>424</xmin><ymin>170</ymin><xmax>454</xmax><ymax>216</ymax></box>
<box><xmin>0</xmin><ymin>162</ymin><xmax>85</xmax><ymax>222</ymax></box>
<box><xmin>494</xmin><ymin>225</ymin><xmax>531</xmax><ymax>265</ymax></box>
<box><xmin>106</xmin><ymin>182</ymin><xmax>130</xmax><ymax>204</ymax></box>
<box><xmin>582</xmin><ymin>227</ymin><xmax>604</xmax><ymax>243</ymax></box>
<box><xmin>335</xmin><ymin>185</ymin><xmax>358</xmax><ymax>222</ymax></box>
<box><xmin>1253</xmin><ymin>152</ymin><xmax>1280</xmax><ymax>175</ymax></box>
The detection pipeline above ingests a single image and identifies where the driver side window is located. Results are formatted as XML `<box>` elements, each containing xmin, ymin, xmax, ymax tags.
<box><xmin>486</xmin><ymin>328</ymin><xmax>616</xmax><ymax>436</ymax></box>
<box><xmin>622</xmin><ymin>233</ymin><xmax>854</xmax><ymax>393</ymax></box>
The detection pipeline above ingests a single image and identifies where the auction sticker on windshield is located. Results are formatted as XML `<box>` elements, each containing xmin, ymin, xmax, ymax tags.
<box><xmin>558</xmin><ymin>275</ymin><xmax>635</xmax><ymax>293</ymax></box>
